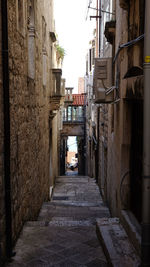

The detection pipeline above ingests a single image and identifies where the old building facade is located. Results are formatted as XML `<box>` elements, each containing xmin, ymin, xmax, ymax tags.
<box><xmin>0</xmin><ymin>0</ymin><xmax>148</xmax><ymax>264</ymax></box>
<box><xmin>0</xmin><ymin>0</ymin><xmax>65</xmax><ymax>264</ymax></box>
<box><xmin>106</xmin><ymin>0</ymin><xmax>144</xmax><ymax>254</ymax></box>
<box><xmin>85</xmin><ymin>0</ymin><xmax>145</xmax><ymax>257</ymax></box>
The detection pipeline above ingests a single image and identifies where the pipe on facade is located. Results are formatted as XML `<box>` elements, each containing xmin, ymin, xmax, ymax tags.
<box><xmin>98</xmin><ymin>0</ymin><xmax>101</xmax><ymax>57</ymax></box>
<box><xmin>1</xmin><ymin>0</ymin><xmax>12</xmax><ymax>259</ymax></box>
<box><xmin>113</xmin><ymin>34</ymin><xmax>144</xmax><ymax>64</ymax></box>
<box><xmin>142</xmin><ymin>0</ymin><xmax>150</xmax><ymax>265</ymax></box>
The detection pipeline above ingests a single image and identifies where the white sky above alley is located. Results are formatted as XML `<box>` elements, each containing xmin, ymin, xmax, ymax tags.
<box><xmin>54</xmin><ymin>0</ymin><xmax>95</xmax><ymax>92</ymax></box>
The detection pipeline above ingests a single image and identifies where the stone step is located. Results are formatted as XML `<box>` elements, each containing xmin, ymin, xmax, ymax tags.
<box><xmin>56</xmin><ymin>179</ymin><xmax>93</xmax><ymax>184</ymax></box>
<box><xmin>57</xmin><ymin>175</ymin><xmax>90</xmax><ymax>179</ymax></box>
<box><xmin>121</xmin><ymin>210</ymin><xmax>141</xmax><ymax>256</ymax></box>
<box><xmin>52</xmin><ymin>196</ymin><xmax>101</xmax><ymax>202</ymax></box>
<box><xmin>38</xmin><ymin>213</ymin><xmax>110</xmax><ymax>222</ymax></box>
<box><xmin>42</xmin><ymin>200</ymin><xmax>104</xmax><ymax>207</ymax></box>
<box><xmin>56</xmin><ymin>176</ymin><xmax>96</xmax><ymax>184</ymax></box>
<box><xmin>26</xmin><ymin>219</ymin><xmax>94</xmax><ymax>227</ymax></box>
<box><xmin>96</xmin><ymin>218</ymin><xmax>141</xmax><ymax>267</ymax></box>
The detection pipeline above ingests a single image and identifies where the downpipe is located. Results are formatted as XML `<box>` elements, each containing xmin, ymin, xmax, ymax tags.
<box><xmin>98</xmin><ymin>0</ymin><xmax>101</xmax><ymax>57</ymax></box>
<box><xmin>142</xmin><ymin>0</ymin><xmax>150</xmax><ymax>265</ymax></box>
<box><xmin>1</xmin><ymin>0</ymin><xmax>12</xmax><ymax>259</ymax></box>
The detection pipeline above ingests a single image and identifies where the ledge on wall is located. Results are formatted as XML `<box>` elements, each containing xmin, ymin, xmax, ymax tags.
<box><xmin>119</xmin><ymin>0</ymin><xmax>129</xmax><ymax>10</ymax></box>
<box><xmin>104</xmin><ymin>20</ymin><xmax>116</xmax><ymax>45</ymax></box>
<box><xmin>50</xmin><ymin>32</ymin><xmax>56</xmax><ymax>43</ymax></box>
<box><xmin>123</xmin><ymin>66</ymin><xmax>143</xmax><ymax>79</ymax></box>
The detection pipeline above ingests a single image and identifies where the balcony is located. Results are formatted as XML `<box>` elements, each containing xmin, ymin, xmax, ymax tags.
<box><xmin>50</xmin><ymin>69</ymin><xmax>65</xmax><ymax>111</ymax></box>
<box><xmin>104</xmin><ymin>20</ymin><xmax>116</xmax><ymax>45</ymax></box>
<box><xmin>52</xmin><ymin>68</ymin><xmax>62</xmax><ymax>96</ymax></box>
<box><xmin>63</xmin><ymin>106</ymin><xmax>85</xmax><ymax>123</ymax></box>
<box><xmin>63</xmin><ymin>116</ymin><xmax>84</xmax><ymax>123</ymax></box>
<box><xmin>64</xmin><ymin>87</ymin><xmax>73</xmax><ymax>104</ymax></box>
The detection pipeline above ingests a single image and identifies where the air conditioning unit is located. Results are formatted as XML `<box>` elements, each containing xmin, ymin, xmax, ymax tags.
<box><xmin>93</xmin><ymin>58</ymin><xmax>114</xmax><ymax>103</ymax></box>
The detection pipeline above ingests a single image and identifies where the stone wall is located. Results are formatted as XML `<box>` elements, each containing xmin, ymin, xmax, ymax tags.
<box><xmin>106</xmin><ymin>0</ymin><xmax>129</xmax><ymax>216</ymax></box>
<box><xmin>97</xmin><ymin>0</ymin><xmax>113</xmax><ymax>200</ymax></box>
<box><xmin>61</xmin><ymin>123</ymin><xmax>85</xmax><ymax>137</ymax></box>
<box><xmin>98</xmin><ymin>104</ymin><xmax>109</xmax><ymax>200</ymax></box>
<box><xmin>51</xmin><ymin>115</ymin><xmax>59</xmax><ymax>185</ymax></box>
<box><xmin>6</xmin><ymin>0</ymin><xmax>54</xmax><ymax>246</ymax></box>
<box><xmin>106</xmin><ymin>0</ymin><xmax>144</xmax><ymax>219</ymax></box>
<box><xmin>0</xmin><ymin>3</ymin><xmax>6</xmax><ymax>263</ymax></box>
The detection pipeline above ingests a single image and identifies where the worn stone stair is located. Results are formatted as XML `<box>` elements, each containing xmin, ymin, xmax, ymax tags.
<box><xmin>38</xmin><ymin>175</ymin><xmax>110</xmax><ymax>225</ymax></box>
<box><xmin>6</xmin><ymin>175</ymin><xmax>141</xmax><ymax>267</ymax></box>
<box><xmin>96</xmin><ymin>217</ymin><xmax>141</xmax><ymax>267</ymax></box>
<box><xmin>6</xmin><ymin>175</ymin><xmax>110</xmax><ymax>267</ymax></box>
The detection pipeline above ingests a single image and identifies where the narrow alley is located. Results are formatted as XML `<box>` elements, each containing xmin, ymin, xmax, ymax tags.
<box><xmin>6</xmin><ymin>175</ymin><xmax>110</xmax><ymax>266</ymax></box>
<box><xmin>6</xmin><ymin>175</ymin><xmax>141</xmax><ymax>267</ymax></box>
<box><xmin>1</xmin><ymin>0</ymin><xmax>150</xmax><ymax>266</ymax></box>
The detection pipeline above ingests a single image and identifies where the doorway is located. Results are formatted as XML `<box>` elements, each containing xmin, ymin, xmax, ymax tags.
<box><xmin>66</xmin><ymin>136</ymin><xmax>78</xmax><ymax>175</ymax></box>
<box><xmin>130</xmin><ymin>100</ymin><xmax>143</xmax><ymax>223</ymax></box>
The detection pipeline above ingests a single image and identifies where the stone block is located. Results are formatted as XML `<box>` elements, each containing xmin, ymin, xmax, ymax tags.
<box><xmin>96</xmin><ymin>217</ymin><xmax>141</xmax><ymax>266</ymax></box>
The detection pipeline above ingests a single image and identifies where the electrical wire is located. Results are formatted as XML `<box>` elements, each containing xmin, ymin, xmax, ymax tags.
<box><xmin>86</xmin><ymin>0</ymin><xmax>93</xmax><ymax>20</ymax></box>
<box><xmin>111</xmin><ymin>34</ymin><xmax>144</xmax><ymax>103</ymax></box>
<box><xmin>113</xmin><ymin>34</ymin><xmax>144</xmax><ymax>63</ymax></box>
<box><xmin>68</xmin><ymin>142</ymin><xmax>77</xmax><ymax>147</ymax></box>
<box><xmin>88</xmin><ymin>6</ymin><xmax>115</xmax><ymax>15</ymax></box>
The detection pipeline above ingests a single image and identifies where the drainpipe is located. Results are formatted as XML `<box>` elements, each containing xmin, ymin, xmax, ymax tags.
<box><xmin>142</xmin><ymin>0</ymin><xmax>150</xmax><ymax>266</ymax></box>
<box><xmin>95</xmin><ymin>0</ymin><xmax>98</xmax><ymax>57</ymax></box>
<box><xmin>98</xmin><ymin>0</ymin><xmax>101</xmax><ymax>57</ymax></box>
<box><xmin>1</xmin><ymin>0</ymin><xmax>12</xmax><ymax>259</ymax></box>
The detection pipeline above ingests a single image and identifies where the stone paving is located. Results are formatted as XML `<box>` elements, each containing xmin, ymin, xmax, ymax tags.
<box><xmin>6</xmin><ymin>175</ymin><xmax>110</xmax><ymax>267</ymax></box>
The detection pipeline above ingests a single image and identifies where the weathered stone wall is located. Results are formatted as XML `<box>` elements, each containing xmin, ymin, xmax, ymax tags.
<box><xmin>61</xmin><ymin>123</ymin><xmax>85</xmax><ymax>137</ymax></box>
<box><xmin>7</xmin><ymin>0</ymin><xmax>54</xmax><ymax>245</ymax></box>
<box><xmin>0</xmin><ymin>3</ymin><xmax>6</xmax><ymax>262</ymax></box>
<box><xmin>98</xmin><ymin>104</ymin><xmax>109</xmax><ymax>200</ymax></box>
<box><xmin>106</xmin><ymin>0</ymin><xmax>144</xmax><ymax>218</ymax></box>
<box><xmin>100</xmin><ymin>0</ymin><xmax>113</xmax><ymax>58</ymax></box>
<box><xmin>97</xmin><ymin>0</ymin><xmax>113</xmax><ymax>200</ymax></box>
<box><xmin>51</xmin><ymin>115</ymin><xmax>59</xmax><ymax>184</ymax></box>
<box><xmin>106</xmin><ymin>0</ymin><xmax>129</xmax><ymax>216</ymax></box>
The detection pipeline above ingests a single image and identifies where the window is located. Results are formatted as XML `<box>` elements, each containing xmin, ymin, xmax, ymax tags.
<box><xmin>72</xmin><ymin>107</ymin><xmax>77</xmax><ymax>121</ymax></box>
<box><xmin>63</xmin><ymin>108</ymin><xmax>67</xmax><ymax>121</ymax></box>
<box><xmin>42</xmin><ymin>16</ymin><xmax>47</xmax><ymax>86</ymax></box>
<box><xmin>42</xmin><ymin>16</ymin><xmax>47</xmax><ymax>50</ymax></box>
<box><xmin>28</xmin><ymin>0</ymin><xmax>34</xmax><ymax>26</ymax></box>
<box><xmin>78</xmin><ymin>106</ymin><xmax>83</xmax><ymax>121</ymax></box>
<box><xmin>89</xmin><ymin>49</ymin><xmax>92</xmax><ymax>72</ymax></box>
<box><xmin>68</xmin><ymin>107</ymin><xmax>72</xmax><ymax>121</ymax></box>
<box><xmin>28</xmin><ymin>0</ymin><xmax>35</xmax><ymax>79</ymax></box>
<box><xmin>17</xmin><ymin>0</ymin><xmax>25</xmax><ymax>34</ymax></box>
<box><xmin>18</xmin><ymin>0</ymin><xmax>23</xmax><ymax>29</ymax></box>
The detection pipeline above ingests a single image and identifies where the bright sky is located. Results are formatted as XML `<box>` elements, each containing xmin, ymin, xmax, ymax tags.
<box><xmin>67</xmin><ymin>136</ymin><xmax>77</xmax><ymax>152</ymax></box>
<box><xmin>54</xmin><ymin>0</ymin><xmax>95</xmax><ymax>92</ymax></box>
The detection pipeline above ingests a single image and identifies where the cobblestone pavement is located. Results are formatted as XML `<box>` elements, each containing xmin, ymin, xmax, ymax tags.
<box><xmin>6</xmin><ymin>176</ymin><xmax>110</xmax><ymax>267</ymax></box>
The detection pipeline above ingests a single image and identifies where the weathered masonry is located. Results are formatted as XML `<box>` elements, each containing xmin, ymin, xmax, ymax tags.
<box><xmin>0</xmin><ymin>0</ymin><xmax>64</xmax><ymax>264</ymax></box>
